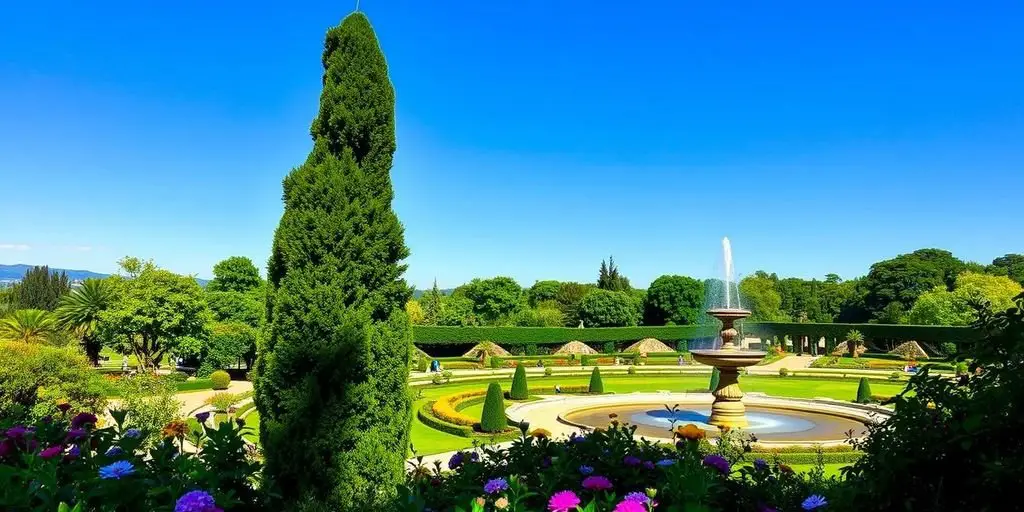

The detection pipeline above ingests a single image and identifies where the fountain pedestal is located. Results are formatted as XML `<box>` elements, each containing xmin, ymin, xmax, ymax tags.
<box><xmin>691</xmin><ymin>308</ymin><xmax>764</xmax><ymax>429</ymax></box>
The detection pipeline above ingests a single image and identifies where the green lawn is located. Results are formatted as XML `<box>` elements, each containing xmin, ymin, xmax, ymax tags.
<box><xmin>250</xmin><ymin>374</ymin><xmax>908</xmax><ymax>456</ymax></box>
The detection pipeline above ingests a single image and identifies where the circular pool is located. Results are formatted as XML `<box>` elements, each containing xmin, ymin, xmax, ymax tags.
<box><xmin>505</xmin><ymin>392</ymin><xmax>890</xmax><ymax>446</ymax></box>
<box><xmin>563</xmin><ymin>404</ymin><xmax>867</xmax><ymax>442</ymax></box>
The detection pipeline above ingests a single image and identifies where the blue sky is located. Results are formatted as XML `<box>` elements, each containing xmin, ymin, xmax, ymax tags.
<box><xmin>1</xmin><ymin>1</ymin><xmax>1022</xmax><ymax>288</ymax></box>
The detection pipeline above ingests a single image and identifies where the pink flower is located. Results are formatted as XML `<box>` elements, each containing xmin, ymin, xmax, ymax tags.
<box><xmin>549</xmin><ymin>490</ymin><xmax>581</xmax><ymax>512</ymax></box>
<box><xmin>38</xmin><ymin>445</ymin><xmax>62</xmax><ymax>459</ymax></box>
<box><xmin>582</xmin><ymin>475</ymin><xmax>613</xmax><ymax>491</ymax></box>
<box><xmin>614</xmin><ymin>500</ymin><xmax>647</xmax><ymax>512</ymax></box>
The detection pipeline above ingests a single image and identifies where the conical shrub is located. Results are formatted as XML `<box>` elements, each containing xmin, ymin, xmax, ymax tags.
<box><xmin>856</xmin><ymin>377</ymin><xmax>873</xmax><ymax>404</ymax></box>
<box><xmin>510</xmin><ymin>364</ymin><xmax>529</xmax><ymax>400</ymax></box>
<box><xmin>709</xmin><ymin>367</ymin><xmax>720</xmax><ymax>391</ymax></box>
<box><xmin>480</xmin><ymin>382</ymin><xmax>508</xmax><ymax>433</ymax></box>
<box><xmin>588</xmin><ymin>367</ymin><xmax>604</xmax><ymax>394</ymax></box>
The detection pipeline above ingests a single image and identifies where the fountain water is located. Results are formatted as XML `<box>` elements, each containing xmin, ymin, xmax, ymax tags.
<box><xmin>690</xmin><ymin>238</ymin><xmax>766</xmax><ymax>428</ymax></box>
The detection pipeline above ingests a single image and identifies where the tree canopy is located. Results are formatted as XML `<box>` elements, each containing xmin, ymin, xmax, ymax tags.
<box><xmin>578</xmin><ymin>289</ymin><xmax>640</xmax><ymax>327</ymax></box>
<box><xmin>862</xmin><ymin>249</ymin><xmax>967</xmax><ymax>321</ymax></box>
<box><xmin>10</xmin><ymin>266</ymin><xmax>70</xmax><ymax>311</ymax></box>
<box><xmin>597</xmin><ymin>256</ymin><xmax>631</xmax><ymax>292</ymax></box>
<box><xmin>908</xmin><ymin>272</ymin><xmax>1023</xmax><ymax>325</ymax></box>
<box><xmin>644</xmin><ymin>275</ymin><xmax>704</xmax><ymax>325</ymax></box>
<box><xmin>988</xmin><ymin>254</ymin><xmax>1024</xmax><ymax>285</ymax></box>
<box><xmin>207</xmin><ymin>256</ymin><xmax>263</xmax><ymax>293</ymax></box>
<box><xmin>460</xmin><ymin>277</ymin><xmax>523</xmax><ymax>323</ymax></box>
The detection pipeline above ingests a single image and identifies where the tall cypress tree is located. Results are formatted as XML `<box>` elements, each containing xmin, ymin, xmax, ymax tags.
<box><xmin>254</xmin><ymin>12</ymin><xmax>412</xmax><ymax>510</ymax></box>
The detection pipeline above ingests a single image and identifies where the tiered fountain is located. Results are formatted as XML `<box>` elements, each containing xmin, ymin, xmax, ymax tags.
<box><xmin>690</xmin><ymin>237</ymin><xmax>766</xmax><ymax>428</ymax></box>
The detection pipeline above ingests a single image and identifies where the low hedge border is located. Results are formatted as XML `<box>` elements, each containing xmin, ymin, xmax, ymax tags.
<box><xmin>749</xmin><ymin>322</ymin><xmax>979</xmax><ymax>344</ymax></box>
<box><xmin>432</xmin><ymin>390</ymin><xmax>489</xmax><ymax>427</ymax></box>
<box><xmin>750</xmin><ymin>451</ymin><xmax>863</xmax><ymax>465</ymax></box>
<box><xmin>418</xmin><ymin>401</ymin><xmax>474</xmax><ymax>437</ymax></box>
<box><xmin>414</xmin><ymin>326</ymin><xmax>718</xmax><ymax>346</ymax></box>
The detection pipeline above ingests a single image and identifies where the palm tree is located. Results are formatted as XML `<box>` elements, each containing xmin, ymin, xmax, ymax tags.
<box><xmin>846</xmin><ymin>329</ymin><xmax>865</xmax><ymax>358</ymax></box>
<box><xmin>0</xmin><ymin>309</ymin><xmax>58</xmax><ymax>343</ymax></box>
<box><xmin>56</xmin><ymin>278</ymin><xmax>113</xmax><ymax>365</ymax></box>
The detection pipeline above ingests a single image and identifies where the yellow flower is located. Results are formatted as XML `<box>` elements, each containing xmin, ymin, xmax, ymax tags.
<box><xmin>495</xmin><ymin>497</ymin><xmax>510</xmax><ymax>510</ymax></box>
<box><xmin>475</xmin><ymin>497</ymin><xmax>486</xmax><ymax>507</ymax></box>
<box><xmin>675</xmin><ymin>423</ymin><xmax>706</xmax><ymax>441</ymax></box>
<box><xmin>161</xmin><ymin>419</ymin><xmax>190</xmax><ymax>439</ymax></box>
<box><xmin>531</xmin><ymin>428</ymin><xmax>552</xmax><ymax>439</ymax></box>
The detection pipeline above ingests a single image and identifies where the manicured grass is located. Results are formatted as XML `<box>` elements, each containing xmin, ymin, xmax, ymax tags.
<box><xmin>250</xmin><ymin>374</ymin><xmax>907</xmax><ymax>456</ymax></box>
<box><xmin>242</xmin><ymin>411</ymin><xmax>260</xmax><ymax>443</ymax></box>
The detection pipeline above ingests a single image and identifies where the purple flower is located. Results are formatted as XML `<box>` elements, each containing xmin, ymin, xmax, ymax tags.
<box><xmin>702</xmin><ymin>454</ymin><xmax>731</xmax><ymax>474</ymax></box>
<box><xmin>5</xmin><ymin>425</ymin><xmax>30</xmax><ymax>439</ymax></box>
<box><xmin>123</xmin><ymin>428</ymin><xmax>142</xmax><ymax>439</ymax></box>
<box><xmin>541</xmin><ymin>456</ymin><xmax>552</xmax><ymax>468</ymax></box>
<box><xmin>623</xmin><ymin>455</ymin><xmax>641</xmax><ymax>467</ymax></box>
<box><xmin>98</xmin><ymin>460</ymin><xmax>135</xmax><ymax>479</ymax></box>
<box><xmin>754</xmin><ymin>458</ymin><xmax>769</xmax><ymax>471</ymax></box>
<box><xmin>448</xmin><ymin>452</ymin><xmax>465</xmax><ymax>470</ymax></box>
<box><xmin>469</xmin><ymin>451</ymin><xmax>480</xmax><ymax>462</ymax></box>
<box><xmin>802</xmin><ymin>495</ymin><xmax>828</xmax><ymax>510</ymax></box>
<box><xmin>65</xmin><ymin>428</ymin><xmax>88</xmax><ymax>443</ymax></box>
<box><xmin>642</xmin><ymin>460</ymin><xmax>655</xmax><ymax>470</ymax></box>
<box><xmin>656</xmin><ymin>458</ymin><xmax>676</xmax><ymax>467</ymax></box>
<box><xmin>175</xmin><ymin>490</ymin><xmax>221</xmax><ymax>512</ymax></box>
<box><xmin>0</xmin><ymin>439</ymin><xmax>15</xmax><ymax>458</ymax></box>
<box><xmin>105</xmin><ymin>446</ymin><xmax>124</xmax><ymax>457</ymax></box>
<box><xmin>548</xmin><ymin>490</ymin><xmax>581</xmax><ymax>512</ymax></box>
<box><xmin>624</xmin><ymin>492</ymin><xmax>649</xmax><ymax>504</ymax></box>
<box><xmin>70</xmin><ymin>412</ymin><xmax>97</xmax><ymax>429</ymax></box>
<box><xmin>582</xmin><ymin>475</ymin><xmax>613</xmax><ymax>491</ymax></box>
<box><xmin>38</xmin><ymin>445</ymin><xmax>62</xmax><ymax>459</ymax></box>
<box><xmin>484</xmin><ymin>477</ymin><xmax>509</xmax><ymax>494</ymax></box>
<box><xmin>195</xmin><ymin>411</ymin><xmax>211</xmax><ymax>424</ymax></box>
<box><xmin>613</xmin><ymin>501</ymin><xmax>646</xmax><ymax>512</ymax></box>
<box><xmin>570</xmin><ymin>433</ymin><xmax>587</xmax><ymax>444</ymax></box>
<box><xmin>64</xmin><ymin>445</ymin><xmax>81</xmax><ymax>461</ymax></box>
<box><xmin>579</xmin><ymin>465</ymin><xmax>594</xmax><ymax>475</ymax></box>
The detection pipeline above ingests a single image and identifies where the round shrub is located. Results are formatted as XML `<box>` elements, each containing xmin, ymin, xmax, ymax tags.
<box><xmin>0</xmin><ymin>341</ymin><xmax>107</xmax><ymax>421</ymax></box>
<box><xmin>603</xmin><ymin>341</ymin><xmax>616</xmax><ymax>354</ymax></box>
<box><xmin>856</xmin><ymin>377</ymin><xmax>873</xmax><ymax>404</ymax></box>
<box><xmin>479</xmin><ymin>382</ymin><xmax>507</xmax><ymax>433</ymax></box>
<box><xmin>955</xmin><ymin>362</ymin><xmax>969</xmax><ymax>376</ymax></box>
<box><xmin>209</xmin><ymin>370</ymin><xmax>231</xmax><ymax>390</ymax></box>
<box><xmin>709</xmin><ymin>367</ymin><xmax>721</xmax><ymax>391</ymax></box>
<box><xmin>940</xmin><ymin>342</ymin><xmax>957</xmax><ymax>357</ymax></box>
<box><xmin>889</xmin><ymin>372</ymin><xmax>902</xmax><ymax>381</ymax></box>
<box><xmin>544</xmin><ymin>366</ymin><xmax>553</xmax><ymax>377</ymax></box>
<box><xmin>627</xmin><ymin>365</ymin><xmax>636</xmax><ymax>375</ymax></box>
<box><xmin>510</xmin><ymin>364</ymin><xmax>529</xmax><ymax>400</ymax></box>
<box><xmin>778</xmin><ymin>367</ymin><xmax>790</xmax><ymax>377</ymax></box>
<box><xmin>588</xmin><ymin>367</ymin><xmax>604</xmax><ymax>394</ymax></box>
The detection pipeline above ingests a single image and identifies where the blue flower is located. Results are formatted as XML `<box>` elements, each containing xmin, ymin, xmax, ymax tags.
<box><xmin>656</xmin><ymin>459</ymin><xmax>676</xmax><ymax>467</ymax></box>
<box><xmin>753</xmin><ymin>458</ymin><xmax>769</xmax><ymax>471</ymax></box>
<box><xmin>802</xmin><ymin>495</ymin><xmax>828</xmax><ymax>510</ymax></box>
<box><xmin>448</xmin><ymin>452</ymin><xmax>464</xmax><ymax>470</ymax></box>
<box><xmin>484</xmin><ymin>477</ymin><xmax>509</xmax><ymax>494</ymax></box>
<box><xmin>624</xmin><ymin>492</ymin><xmax>649</xmax><ymax>504</ymax></box>
<box><xmin>570</xmin><ymin>434</ymin><xmax>587</xmax><ymax>444</ymax></box>
<box><xmin>105</xmin><ymin>446</ymin><xmax>124</xmax><ymax>458</ymax></box>
<box><xmin>98</xmin><ymin>460</ymin><xmax>136</xmax><ymax>480</ymax></box>
<box><xmin>623</xmin><ymin>455</ymin><xmax>641</xmax><ymax>467</ymax></box>
<box><xmin>175</xmin><ymin>490</ymin><xmax>218</xmax><ymax>512</ymax></box>
<box><xmin>195</xmin><ymin>411</ymin><xmax>211</xmax><ymax>424</ymax></box>
<box><xmin>702</xmin><ymin>454</ymin><xmax>731</xmax><ymax>475</ymax></box>
<box><xmin>123</xmin><ymin>428</ymin><xmax>141</xmax><ymax>439</ymax></box>
<box><xmin>579</xmin><ymin>465</ymin><xmax>594</xmax><ymax>475</ymax></box>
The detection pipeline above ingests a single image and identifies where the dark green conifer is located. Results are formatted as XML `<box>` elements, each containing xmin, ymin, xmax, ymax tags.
<box><xmin>253</xmin><ymin>12</ymin><xmax>411</xmax><ymax>510</ymax></box>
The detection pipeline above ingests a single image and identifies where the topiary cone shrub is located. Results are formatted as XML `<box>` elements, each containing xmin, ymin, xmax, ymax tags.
<box><xmin>709</xmin><ymin>367</ymin><xmax>720</xmax><ymax>391</ymax></box>
<box><xmin>588</xmin><ymin>367</ymin><xmax>604</xmax><ymax>394</ymax></box>
<box><xmin>209</xmin><ymin>370</ymin><xmax>231</xmax><ymax>390</ymax></box>
<box><xmin>479</xmin><ymin>382</ymin><xmax>508</xmax><ymax>432</ymax></box>
<box><xmin>856</xmin><ymin>377</ymin><xmax>873</xmax><ymax>404</ymax></box>
<box><xmin>510</xmin><ymin>364</ymin><xmax>529</xmax><ymax>400</ymax></box>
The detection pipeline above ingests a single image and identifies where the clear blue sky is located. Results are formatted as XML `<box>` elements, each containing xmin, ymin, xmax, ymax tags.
<box><xmin>1</xmin><ymin>1</ymin><xmax>1022</xmax><ymax>288</ymax></box>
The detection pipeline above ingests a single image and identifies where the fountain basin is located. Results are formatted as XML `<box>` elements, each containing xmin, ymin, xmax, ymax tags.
<box><xmin>691</xmin><ymin>350</ymin><xmax>766</xmax><ymax>368</ymax></box>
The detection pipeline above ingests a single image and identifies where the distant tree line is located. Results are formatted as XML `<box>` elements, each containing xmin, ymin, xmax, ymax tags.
<box><xmin>405</xmin><ymin>249</ymin><xmax>1024</xmax><ymax>329</ymax></box>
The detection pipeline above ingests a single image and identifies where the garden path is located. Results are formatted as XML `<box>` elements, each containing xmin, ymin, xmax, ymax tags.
<box><xmin>175</xmin><ymin>380</ymin><xmax>253</xmax><ymax>416</ymax></box>
<box><xmin>755</xmin><ymin>355</ymin><xmax>817</xmax><ymax>372</ymax></box>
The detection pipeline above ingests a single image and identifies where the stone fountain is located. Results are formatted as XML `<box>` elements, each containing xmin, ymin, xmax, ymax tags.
<box><xmin>690</xmin><ymin>238</ymin><xmax>765</xmax><ymax>428</ymax></box>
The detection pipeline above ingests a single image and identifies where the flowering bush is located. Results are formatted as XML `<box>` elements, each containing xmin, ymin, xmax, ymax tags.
<box><xmin>402</xmin><ymin>421</ymin><xmax>839</xmax><ymax>511</ymax></box>
<box><xmin>0</xmin><ymin>408</ymin><xmax>260</xmax><ymax>511</ymax></box>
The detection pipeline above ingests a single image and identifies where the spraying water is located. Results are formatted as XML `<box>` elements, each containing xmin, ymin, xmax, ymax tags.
<box><xmin>723</xmin><ymin>237</ymin><xmax>734</xmax><ymax>308</ymax></box>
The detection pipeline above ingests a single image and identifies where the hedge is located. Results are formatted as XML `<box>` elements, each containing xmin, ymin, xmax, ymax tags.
<box><xmin>417</xmin><ymin>401</ymin><xmax>474</xmax><ymax>437</ymax></box>
<box><xmin>413</xmin><ymin>326</ymin><xmax>718</xmax><ymax>346</ymax></box>
<box><xmin>480</xmin><ymin>383</ymin><xmax>507</xmax><ymax>433</ymax></box>
<box><xmin>749</xmin><ymin>451</ymin><xmax>863</xmax><ymax>465</ymax></box>
<box><xmin>431</xmin><ymin>390</ymin><xmax>489</xmax><ymax>427</ymax></box>
<box><xmin>747</xmin><ymin>322</ymin><xmax>980</xmax><ymax>344</ymax></box>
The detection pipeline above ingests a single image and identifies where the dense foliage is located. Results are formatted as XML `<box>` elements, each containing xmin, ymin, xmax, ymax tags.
<box><xmin>510</xmin><ymin>365</ymin><xmax>529</xmax><ymax>400</ymax></box>
<box><xmin>0</xmin><ymin>341</ymin><xmax>106</xmax><ymax>422</ymax></box>
<box><xmin>578</xmin><ymin>290</ymin><xmax>640</xmax><ymax>327</ymax></box>
<box><xmin>479</xmin><ymin>383</ymin><xmax>507</xmax><ymax>433</ymax></box>
<box><xmin>254</xmin><ymin>12</ymin><xmax>412</xmax><ymax>511</ymax></box>
<box><xmin>55</xmin><ymin>279</ymin><xmax>114</xmax><ymax>365</ymax></box>
<box><xmin>907</xmin><ymin>271</ymin><xmax>1022</xmax><ymax>325</ymax></box>
<box><xmin>597</xmin><ymin>256</ymin><xmax>631</xmax><ymax>292</ymax></box>
<box><xmin>207</xmin><ymin>256</ymin><xmax>263</xmax><ymax>293</ymax></box>
<box><xmin>644</xmin><ymin>275</ymin><xmax>705</xmax><ymax>326</ymax></box>
<box><xmin>7</xmin><ymin>265</ymin><xmax>71</xmax><ymax>311</ymax></box>
<box><xmin>840</xmin><ymin>293</ymin><xmax>1024</xmax><ymax>511</ymax></box>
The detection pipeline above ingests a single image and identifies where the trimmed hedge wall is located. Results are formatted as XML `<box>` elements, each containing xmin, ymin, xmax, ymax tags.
<box><xmin>747</xmin><ymin>322</ymin><xmax>980</xmax><ymax>344</ymax></box>
<box><xmin>417</xmin><ymin>401</ymin><xmax>474</xmax><ymax>437</ymax></box>
<box><xmin>413</xmin><ymin>325</ymin><xmax>718</xmax><ymax>346</ymax></box>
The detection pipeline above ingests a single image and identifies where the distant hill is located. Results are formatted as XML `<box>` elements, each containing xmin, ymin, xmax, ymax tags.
<box><xmin>0</xmin><ymin>264</ymin><xmax>208</xmax><ymax>286</ymax></box>
<box><xmin>0</xmin><ymin>264</ymin><xmax>108</xmax><ymax>282</ymax></box>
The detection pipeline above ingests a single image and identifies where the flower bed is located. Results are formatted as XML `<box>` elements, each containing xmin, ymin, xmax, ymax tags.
<box><xmin>405</xmin><ymin>421</ymin><xmax>839</xmax><ymax>511</ymax></box>
<box><xmin>0</xmin><ymin>408</ymin><xmax>259</xmax><ymax>511</ymax></box>
<box><xmin>432</xmin><ymin>390</ymin><xmax>490</xmax><ymax>427</ymax></box>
